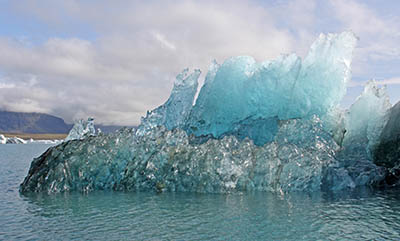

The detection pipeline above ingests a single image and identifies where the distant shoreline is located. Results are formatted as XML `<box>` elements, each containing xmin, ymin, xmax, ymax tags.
<box><xmin>0</xmin><ymin>132</ymin><xmax>67</xmax><ymax>140</ymax></box>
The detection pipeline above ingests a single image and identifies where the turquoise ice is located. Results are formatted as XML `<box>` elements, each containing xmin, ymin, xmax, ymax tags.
<box><xmin>139</xmin><ymin>32</ymin><xmax>357</xmax><ymax>145</ymax></box>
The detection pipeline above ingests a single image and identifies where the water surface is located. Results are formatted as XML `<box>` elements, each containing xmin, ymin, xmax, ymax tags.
<box><xmin>1</xmin><ymin>144</ymin><xmax>399</xmax><ymax>240</ymax></box>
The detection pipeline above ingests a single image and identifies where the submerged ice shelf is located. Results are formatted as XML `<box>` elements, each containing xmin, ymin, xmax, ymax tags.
<box><xmin>20</xmin><ymin>32</ymin><xmax>400</xmax><ymax>194</ymax></box>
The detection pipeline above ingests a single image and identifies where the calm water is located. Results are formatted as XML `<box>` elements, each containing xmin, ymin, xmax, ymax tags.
<box><xmin>1</xmin><ymin>144</ymin><xmax>400</xmax><ymax>240</ymax></box>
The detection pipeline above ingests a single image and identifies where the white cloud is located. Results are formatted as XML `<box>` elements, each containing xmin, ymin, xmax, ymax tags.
<box><xmin>0</xmin><ymin>0</ymin><xmax>303</xmax><ymax>125</ymax></box>
<box><xmin>330</xmin><ymin>0</ymin><xmax>390</xmax><ymax>35</ymax></box>
<box><xmin>378</xmin><ymin>77</ymin><xmax>400</xmax><ymax>85</ymax></box>
<box><xmin>2</xmin><ymin>0</ymin><xmax>399</xmax><ymax>125</ymax></box>
<box><xmin>329</xmin><ymin>0</ymin><xmax>400</xmax><ymax>78</ymax></box>
<box><xmin>0</xmin><ymin>83</ymin><xmax>16</xmax><ymax>89</ymax></box>
<box><xmin>349</xmin><ymin>77</ymin><xmax>400</xmax><ymax>88</ymax></box>
<box><xmin>152</xmin><ymin>32</ymin><xmax>176</xmax><ymax>51</ymax></box>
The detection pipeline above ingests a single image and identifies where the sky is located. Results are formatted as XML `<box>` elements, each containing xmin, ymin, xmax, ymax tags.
<box><xmin>0</xmin><ymin>0</ymin><xmax>399</xmax><ymax>125</ymax></box>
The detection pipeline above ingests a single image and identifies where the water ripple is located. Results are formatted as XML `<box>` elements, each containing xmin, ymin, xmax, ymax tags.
<box><xmin>1</xmin><ymin>144</ymin><xmax>400</xmax><ymax>240</ymax></box>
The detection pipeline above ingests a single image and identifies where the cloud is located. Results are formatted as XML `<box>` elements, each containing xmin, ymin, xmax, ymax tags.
<box><xmin>0</xmin><ymin>0</ymin><xmax>304</xmax><ymax>125</ymax></box>
<box><xmin>377</xmin><ymin>77</ymin><xmax>400</xmax><ymax>86</ymax></box>
<box><xmin>329</xmin><ymin>0</ymin><xmax>390</xmax><ymax>36</ymax></box>
<box><xmin>329</xmin><ymin>0</ymin><xmax>400</xmax><ymax>78</ymax></box>
<box><xmin>349</xmin><ymin>77</ymin><xmax>400</xmax><ymax>88</ymax></box>
<box><xmin>152</xmin><ymin>32</ymin><xmax>176</xmax><ymax>51</ymax></box>
<box><xmin>1</xmin><ymin>0</ymin><xmax>400</xmax><ymax>125</ymax></box>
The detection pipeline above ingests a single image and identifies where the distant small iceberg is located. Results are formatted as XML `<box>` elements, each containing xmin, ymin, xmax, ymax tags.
<box><xmin>0</xmin><ymin>134</ymin><xmax>62</xmax><ymax>145</ymax></box>
<box><xmin>28</xmin><ymin>139</ymin><xmax>63</xmax><ymax>145</ymax></box>
<box><xmin>0</xmin><ymin>134</ymin><xmax>6</xmax><ymax>144</ymax></box>
<box><xmin>2</xmin><ymin>136</ymin><xmax>27</xmax><ymax>144</ymax></box>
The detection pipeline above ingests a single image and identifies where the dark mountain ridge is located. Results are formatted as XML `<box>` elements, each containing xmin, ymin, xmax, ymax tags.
<box><xmin>0</xmin><ymin>111</ymin><xmax>133</xmax><ymax>134</ymax></box>
<box><xmin>0</xmin><ymin>111</ymin><xmax>70</xmax><ymax>134</ymax></box>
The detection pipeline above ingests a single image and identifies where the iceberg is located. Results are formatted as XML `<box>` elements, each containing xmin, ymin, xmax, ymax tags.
<box><xmin>5</xmin><ymin>136</ymin><xmax>27</xmax><ymax>144</ymax></box>
<box><xmin>28</xmin><ymin>139</ymin><xmax>63</xmax><ymax>144</ymax></box>
<box><xmin>0</xmin><ymin>134</ymin><xmax>7</xmax><ymax>144</ymax></box>
<box><xmin>19</xmin><ymin>31</ymin><xmax>398</xmax><ymax>194</ymax></box>
<box><xmin>0</xmin><ymin>134</ymin><xmax>62</xmax><ymax>145</ymax></box>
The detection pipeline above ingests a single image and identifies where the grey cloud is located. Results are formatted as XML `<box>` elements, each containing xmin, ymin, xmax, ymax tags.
<box><xmin>1</xmin><ymin>0</ymin><xmax>301</xmax><ymax>125</ymax></box>
<box><xmin>329</xmin><ymin>0</ymin><xmax>400</xmax><ymax>80</ymax></box>
<box><xmin>2</xmin><ymin>0</ymin><xmax>399</xmax><ymax>125</ymax></box>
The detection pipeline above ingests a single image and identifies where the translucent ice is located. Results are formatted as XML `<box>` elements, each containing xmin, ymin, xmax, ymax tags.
<box><xmin>334</xmin><ymin>80</ymin><xmax>390</xmax><ymax>187</ymax></box>
<box><xmin>342</xmin><ymin>80</ymin><xmax>391</xmax><ymax>158</ymax></box>
<box><xmin>136</xmin><ymin>69</ymin><xmax>200</xmax><ymax>136</ymax></box>
<box><xmin>65</xmin><ymin>117</ymin><xmax>96</xmax><ymax>141</ymax></box>
<box><xmin>185</xmin><ymin>32</ymin><xmax>357</xmax><ymax>144</ymax></box>
<box><xmin>21</xmin><ymin>128</ymin><xmax>135</xmax><ymax>193</ymax></box>
<box><xmin>21</xmin><ymin>118</ymin><xmax>354</xmax><ymax>193</ymax></box>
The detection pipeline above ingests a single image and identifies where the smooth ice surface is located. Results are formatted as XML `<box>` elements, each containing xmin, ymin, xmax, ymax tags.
<box><xmin>65</xmin><ymin>117</ymin><xmax>96</xmax><ymax>141</ymax></box>
<box><xmin>20</xmin><ymin>31</ymin><xmax>398</xmax><ymax>194</ymax></box>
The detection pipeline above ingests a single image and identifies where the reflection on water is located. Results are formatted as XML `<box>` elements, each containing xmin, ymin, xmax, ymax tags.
<box><xmin>1</xmin><ymin>144</ymin><xmax>400</xmax><ymax>240</ymax></box>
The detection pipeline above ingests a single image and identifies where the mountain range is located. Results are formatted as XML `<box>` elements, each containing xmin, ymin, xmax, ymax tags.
<box><xmin>0</xmin><ymin>111</ymin><xmax>130</xmax><ymax>134</ymax></box>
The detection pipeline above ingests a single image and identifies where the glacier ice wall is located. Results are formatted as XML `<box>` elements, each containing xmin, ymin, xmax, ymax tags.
<box><xmin>20</xmin><ymin>31</ymin><xmax>397</xmax><ymax>194</ymax></box>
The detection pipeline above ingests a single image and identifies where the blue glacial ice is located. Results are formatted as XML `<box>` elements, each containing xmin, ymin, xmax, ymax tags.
<box><xmin>20</xmin><ymin>31</ymin><xmax>399</xmax><ymax>194</ymax></box>
<box><xmin>185</xmin><ymin>33</ymin><xmax>356</xmax><ymax>145</ymax></box>
<box><xmin>65</xmin><ymin>117</ymin><xmax>97</xmax><ymax>141</ymax></box>
<box><xmin>136</xmin><ymin>68</ymin><xmax>200</xmax><ymax>136</ymax></box>
<box><xmin>342</xmin><ymin>80</ymin><xmax>391</xmax><ymax>158</ymax></box>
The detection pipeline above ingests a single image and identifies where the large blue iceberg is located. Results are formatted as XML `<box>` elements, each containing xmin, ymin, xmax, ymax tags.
<box><xmin>139</xmin><ymin>32</ymin><xmax>357</xmax><ymax>146</ymax></box>
<box><xmin>20</xmin><ymin>32</ymin><xmax>399</xmax><ymax>194</ymax></box>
